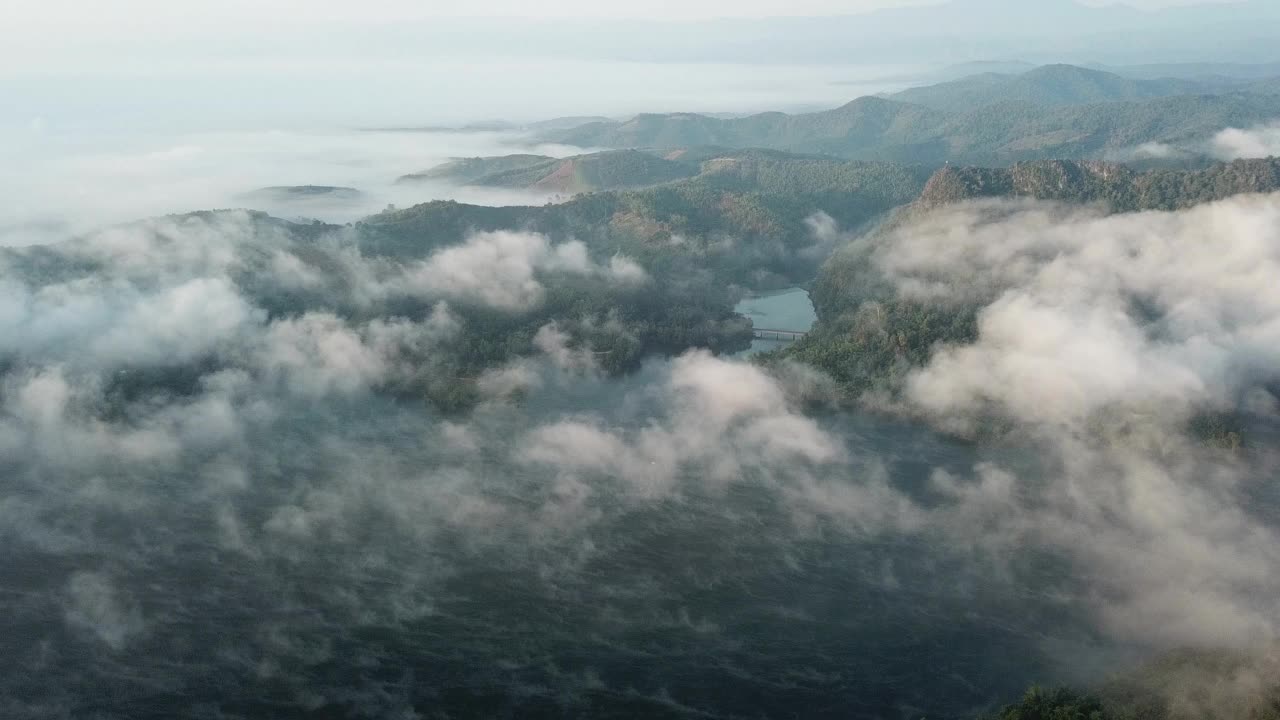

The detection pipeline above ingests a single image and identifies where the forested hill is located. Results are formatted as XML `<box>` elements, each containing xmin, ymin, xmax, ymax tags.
<box><xmin>359</xmin><ymin>153</ymin><xmax>932</xmax><ymax>285</ymax></box>
<box><xmin>915</xmin><ymin>157</ymin><xmax>1280</xmax><ymax>211</ymax></box>
<box><xmin>401</xmin><ymin>149</ymin><xmax>701</xmax><ymax>194</ymax></box>
<box><xmin>400</xmin><ymin>146</ymin><xmax>939</xmax><ymax>195</ymax></box>
<box><xmin>3</xmin><ymin>151</ymin><xmax>936</xmax><ymax>412</ymax></box>
<box><xmin>542</xmin><ymin>66</ymin><xmax>1280</xmax><ymax>166</ymax></box>
<box><xmin>396</xmin><ymin>154</ymin><xmax>554</xmax><ymax>184</ymax></box>
<box><xmin>780</xmin><ymin>157</ymin><xmax>1280</xmax><ymax>416</ymax></box>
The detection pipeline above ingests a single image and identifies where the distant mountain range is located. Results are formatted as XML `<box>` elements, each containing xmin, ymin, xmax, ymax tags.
<box><xmin>535</xmin><ymin>64</ymin><xmax>1280</xmax><ymax>166</ymax></box>
<box><xmin>1098</xmin><ymin>61</ymin><xmax>1280</xmax><ymax>82</ymax></box>
<box><xmin>856</xmin><ymin>59</ymin><xmax>1280</xmax><ymax>92</ymax></box>
<box><xmin>885</xmin><ymin>64</ymin><xmax>1231</xmax><ymax>113</ymax></box>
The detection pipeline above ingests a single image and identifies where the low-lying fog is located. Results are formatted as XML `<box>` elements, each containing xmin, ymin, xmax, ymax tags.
<box><xmin>0</xmin><ymin>127</ymin><xmax>587</xmax><ymax>247</ymax></box>
<box><xmin>0</xmin><ymin>59</ymin><xmax>915</xmax><ymax>247</ymax></box>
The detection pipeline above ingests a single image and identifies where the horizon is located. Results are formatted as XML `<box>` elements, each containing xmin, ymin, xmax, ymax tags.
<box><xmin>4</xmin><ymin>0</ymin><xmax>1276</xmax><ymax>132</ymax></box>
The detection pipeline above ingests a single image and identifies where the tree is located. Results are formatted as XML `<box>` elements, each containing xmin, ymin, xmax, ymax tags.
<box><xmin>993</xmin><ymin>686</ymin><xmax>1111</xmax><ymax>720</ymax></box>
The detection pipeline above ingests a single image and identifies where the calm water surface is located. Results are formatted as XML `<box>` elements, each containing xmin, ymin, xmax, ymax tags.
<box><xmin>734</xmin><ymin>287</ymin><xmax>818</xmax><ymax>356</ymax></box>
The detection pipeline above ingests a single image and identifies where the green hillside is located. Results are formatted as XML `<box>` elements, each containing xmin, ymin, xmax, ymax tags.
<box><xmin>914</xmin><ymin>157</ymin><xmax>1280</xmax><ymax>211</ymax></box>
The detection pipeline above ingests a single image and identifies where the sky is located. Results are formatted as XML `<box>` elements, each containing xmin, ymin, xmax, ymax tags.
<box><xmin>0</xmin><ymin>0</ymin><xmax>1244</xmax><ymax>72</ymax></box>
<box><xmin>1</xmin><ymin>0</ymin><xmax>1270</xmax><ymax>132</ymax></box>
<box><xmin>2</xmin><ymin>0</ymin><xmax>1234</xmax><ymax>24</ymax></box>
<box><xmin>2</xmin><ymin>0</ymin><xmax>1253</xmax><ymax>78</ymax></box>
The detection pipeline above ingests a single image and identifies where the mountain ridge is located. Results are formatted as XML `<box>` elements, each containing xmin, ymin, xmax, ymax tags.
<box><xmin>542</xmin><ymin>69</ymin><xmax>1280</xmax><ymax>166</ymax></box>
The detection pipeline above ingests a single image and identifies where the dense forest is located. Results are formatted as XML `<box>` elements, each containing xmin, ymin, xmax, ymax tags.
<box><xmin>994</xmin><ymin>645</ymin><xmax>1280</xmax><ymax>720</ymax></box>
<box><xmin>360</xmin><ymin>152</ymin><xmax>933</xmax><ymax>287</ymax></box>
<box><xmin>914</xmin><ymin>157</ymin><xmax>1280</xmax><ymax>211</ymax></box>
<box><xmin>0</xmin><ymin>209</ymin><xmax>754</xmax><ymax>412</ymax></box>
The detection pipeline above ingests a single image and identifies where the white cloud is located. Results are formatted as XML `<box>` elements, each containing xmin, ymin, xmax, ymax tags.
<box><xmin>256</xmin><ymin>307</ymin><xmax>458</xmax><ymax>397</ymax></box>
<box><xmin>398</xmin><ymin>231</ymin><xmax>645</xmax><ymax>310</ymax></box>
<box><xmin>64</xmin><ymin>572</ymin><xmax>145</xmax><ymax>651</ymax></box>
<box><xmin>1212</xmin><ymin>122</ymin><xmax>1280</xmax><ymax>160</ymax></box>
<box><xmin>864</xmin><ymin>193</ymin><xmax>1280</xmax><ymax>648</ymax></box>
<box><xmin>533</xmin><ymin>322</ymin><xmax>600</xmax><ymax>372</ymax></box>
<box><xmin>520</xmin><ymin>351</ymin><xmax>849</xmax><ymax>500</ymax></box>
<box><xmin>88</xmin><ymin>278</ymin><xmax>259</xmax><ymax>365</ymax></box>
<box><xmin>867</xmin><ymin>195</ymin><xmax>1280</xmax><ymax>432</ymax></box>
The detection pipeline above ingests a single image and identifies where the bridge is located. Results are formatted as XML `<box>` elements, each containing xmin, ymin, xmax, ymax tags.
<box><xmin>751</xmin><ymin>327</ymin><xmax>808</xmax><ymax>341</ymax></box>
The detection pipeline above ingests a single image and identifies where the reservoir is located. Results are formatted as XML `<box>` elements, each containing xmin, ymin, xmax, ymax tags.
<box><xmin>734</xmin><ymin>287</ymin><xmax>818</xmax><ymax>355</ymax></box>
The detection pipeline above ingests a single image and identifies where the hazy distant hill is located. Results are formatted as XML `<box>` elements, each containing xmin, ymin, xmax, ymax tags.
<box><xmin>936</xmin><ymin>92</ymin><xmax>1280</xmax><ymax>163</ymax></box>
<box><xmin>368</xmin><ymin>115</ymin><xmax>614</xmax><ymax>134</ymax></box>
<box><xmin>863</xmin><ymin>60</ymin><xmax>1037</xmax><ymax>86</ymax></box>
<box><xmin>1246</xmin><ymin>76</ymin><xmax>1280</xmax><ymax>95</ymax></box>
<box><xmin>397</xmin><ymin>155</ymin><xmax>553</xmax><ymax>184</ymax></box>
<box><xmin>550</xmin><ymin>97</ymin><xmax>951</xmax><ymax>163</ymax></box>
<box><xmin>1102</xmin><ymin>61</ymin><xmax>1280</xmax><ymax>82</ymax></box>
<box><xmin>236</xmin><ymin>186</ymin><xmax>366</xmax><ymax>216</ymax></box>
<box><xmin>239</xmin><ymin>185</ymin><xmax>364</xmax><ymax>202</ymax></box>
<box><xmin>887</xmin><ymin>64</ymin><xmax>1224</xmax><ymax>113</ymax></box>
<box><xmin>524</xmin><ymin>115</ymin><xmax>614</xmax><ymax>131</ymax></box>
<box><xmin>404</xmin><ymin>146</ymin><xmax>936</xmax><ymax>196</ymax></box>
<box><xmin>407</xmin><ymin>150</ymin><xmax>700</xmax><ymax>194</ymax></box>
<box><xmin>546</xmin><ymin>76</ymin><xmax>1280</xmax><ymax>166</ymax></box>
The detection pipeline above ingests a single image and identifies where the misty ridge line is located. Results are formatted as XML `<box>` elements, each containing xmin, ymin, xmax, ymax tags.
<box><xmin>525</xmin><ymin>65</ymin><xmax>1280</xmax><ymax>168</ymax></box>
<box><xmin>8</xmin><ymin>60</ymin><xmax>1280</xmax><ymax>250</ymax></box>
